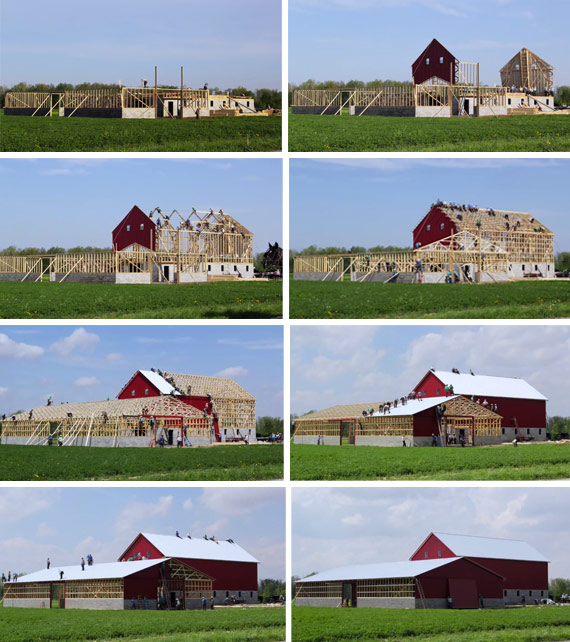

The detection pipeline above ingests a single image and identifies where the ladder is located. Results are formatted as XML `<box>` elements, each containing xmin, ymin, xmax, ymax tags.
<box><xmin>416</xmin><ymin>579</ymin><xmax>427</xmax><ymax>609</ymax></box>
<box><xmin>436</xmin><ymin>414</ymin><xmax>447</xmax><ymax>447</ymax></box>
<box><xmin>159</xmin><ymin>564</ymin><xmax>172</xmax><ymax>610</ymax></box>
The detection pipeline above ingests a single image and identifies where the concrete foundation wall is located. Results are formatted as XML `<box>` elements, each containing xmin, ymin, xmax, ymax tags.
<box><xmin>179</xmin><ymin>273</ymin><xmax>208</xmax><ymax>283</ymax></box>
<box><xmin>122</xmin><ymin>108</ymin><xmax>155</xmax><ymax>119</ymax></box>
<box><xmin>4</xmin><ymin>108</ymin><xmax>50</xmax><ymax>116</ymax></box>
<box><xmin>354</xmin><ymin>106</ymin><xmax>415</xmax><ymax>117</ymax></box>
<box><xmin>64</xmin><ymin>108</ymin><xmax>123</xmax><ymax>118</ymax></box>
<box><xmin>415</xmin><ymin>106</ymin><xmax>453</xmax><ymax>118</ymax></box>
<box><xmin>421</xmin><ymin>598</ymin><xmax>448</xmax><ymax>609</ymax></box>
<box><xmin>503</xmin><ymin>588</ymin><xmax>547</xmax><ymax>605</ymax></box>
<box><xmin>293</xmin><ymin>435</ymin><xmax>339</xmax><ymax>445</ymax></box>
<box><xmin>116</xmin><ymin>273</ymin><xmax>150</xmax><ymax>284</ymax></box>
<box><xmin>296</xmin><ymin>597</ymin><xmax>341</xmax><ymax>607</ymax></box>
<box><xmin>359</xmin><ymin>597</ymin><xmax>416</xmax><ymax>608</ymax></box>
<box><xmin>66</xmin><ymin>598</ymin><xmax>124</xmax><ymax>610</ymax></box>
<box><xmin>3</xmin><ymin>598</ymin><xmax>48</xmax><ymax>608</ymax></box>
<box><xmin>351</xmin><ymin>272</ymin><xmax>415</xmax><ymax>283</ymax></box>
<box><xmin>0</xmin><ymin>273</ymin><xmax>41</xmax><ymax>282</ymax></box>
<box><xmin>291</xmin><ymin>106</ymin><xmax>339</xmax><ymax>115</ymax></box>
<box><xmin>294</xmin><ymin>272</ymin><xmax>341</xmax><ymax>281</ymax></box>
<box><xmin>214</xmin><ymin>591</ymin><xmax>258</xmax><ymax>605</ymax></box>
<box><xmin>479</xmin><ymin>106</ymin><xmax>508</xmax><ymax>117</ymax></box>
<box><xmin>207</xmin><ymin>263</ymin><xmax>254</xmax><ymax>278</ymax></box>
<box><xmin>510</xmin><ymin>263</ymin><xmax>553</xmax><ymax>279</ymax></box>
<box><xmin>54</xmin><ymin>273</ymin><xmax>116</xmax><ymax>284</ymax></box>
<box><xmin>128</xmin><ymin>599</ymin><xmax>158</xmax><ymax>610</ymax></box>
<box><xmin>356</xmin><ymin>436</ymin><xmax>410</xmax><ymax>447</ymax></box>
<box><xmin>503</xmin><ymin>427</ymin><xmax>546</xmax><ymax>442</ymax></box>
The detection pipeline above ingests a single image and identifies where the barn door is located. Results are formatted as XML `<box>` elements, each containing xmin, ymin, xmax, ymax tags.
<box><xmin>342</xmin><ymin>582</ymin><xmax>357</xmax><ymax>607</ymax></box>
<box><xmin>51</xmin><ymin>583</ymin><xmax>65</xmax><ymax>609</ymax></box>
<box><xmin>448</xmin><ymin>578</ymin><xmax>478</xmax><ymax>608</ymax></box>
<box><xmin>340</xmin><ymin>421</ymin><xmax>355</xmax><ymax>445</ymax></box>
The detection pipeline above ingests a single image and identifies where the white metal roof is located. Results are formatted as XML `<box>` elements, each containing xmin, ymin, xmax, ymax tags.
<box><xmin>140</xmin><ymin>370</ymin><xmax>181</xmax><ymax>396</ymax></box>
<box><xmin>300</xmin><ymin>558</ymin><xmax>461</xmax><ymax>583</ymax></box>
<box><xmin>5</xmin><ymin>558</ymin><xmax>165</xmax><ymax>584</ymax></box>
<box><xmin>429</xmin><ymin>371</ymin><xmax>547</xmax><ymax>401</ymax></box>
<box><xmin>139</xmin><ymin>533</ymin><xmax>259</xmax><ymax>564</ymax></box>
<box><xmin>371</xmin><ymin>396</ymin><xmax>457</xmax><ymax>417</ymax></box>
<box><xmin>432</xmin><ymin>532</ymin><xmax>549</xmax><ymax>562</ymax></box>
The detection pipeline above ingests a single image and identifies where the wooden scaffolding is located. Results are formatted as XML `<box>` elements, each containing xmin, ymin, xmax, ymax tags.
<box><xmin>500</xmin><ymin>49</ymin><xmax>554</xmax><ymax>93</ymax></box>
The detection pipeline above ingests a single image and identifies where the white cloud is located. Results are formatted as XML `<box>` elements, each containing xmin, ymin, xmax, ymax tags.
<box><xmin>0</xmin><ymin>334</ymin><xmax>44</xmax><ymax>360</ymax></box>
<box><xmin>200</xmin><ymin>488</ymin><xmax>282</xmax><ymax>516</ymax></box>
<box><xmin>183</xmin><ymin>498</ymin><xmax>194</xmax><ymax>511</ymax></box>
<box><xmin>105</xmin><ymin>353</ymin><xmax>125</xmax><ymax>362</ymax></box>
<box><xmin>0</xmin><ymin>386</ymin><xmax>8</xmax><ymax>396</ymax></box>
<box><xmin>40</xmin><ymin>168</ymin><xmax>87</xmax><ymax>176</ymax></box>
<box><xmin>217</xmin><ymin>338</ymin><xmax>283</xmax><ymax>350</ymax></box>
<box><xmin>0</xmin><ymin>489</ymin><xmax>54</xmax><ymax>523</ymax></box>
<box><xmin>50</xmin><ymin>328</ymin><xmax>100</xmax><ymax>356</ymax></box>
<box><xmin>115</xmin><ymin>496</ymin><xmax>173</xmax><ymax>534</ymax></box>
<box><xmin>74</xmin><ymin>376</ymin><xmax>100</xmax><ymax>388</ymax></box>
<box><xmin>215</xmin><ymin>366</ymin><xmax>248</xmax><ymax>378</ymax></box>
<box><xmin>36</xmin><ymin>522</ymin><xmax>57</xmax><ymax>538</ymax></box>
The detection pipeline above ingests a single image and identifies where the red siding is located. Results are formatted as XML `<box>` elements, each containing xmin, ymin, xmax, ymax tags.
<box><xmin>413</xmin><ymin>207</ymin><xmax>456</xmax><ymax>249</ymax></box>
<box><xmin>412</xmin><ymin>409</ymin><xmax>440</xmax><ymax>437</ymax></box>
<box><xmin>413</xmin><ymin>372</ymin><xmax>546</xmax><ymax>429</ymax></box>
<box><xmin>112</xmin><ymin>206</ymin><xmax>156</xmax><ymax>252</ymax></box>
<box><xmin>120</xmin><ymin>534</ymin><xmax>257</xmax><ymax>591</ymax></box>
<box><xmin>417</xmin><ymin>558</ymin><xmax>503</xmax><ymax>600</ymax></box>
<box><xmin>118</xmin><ymin>372</ymin><xmax>162</xmax><ymax>400</ymax></box>
<box><xmin>412</xmin><ymin>39</ymin><xmax>458</xmax><ymax>85</ymax></box>
<box><xmin>411</xmin><ymin>533</ymin><xmax>456</xmax><ymax>561</ymax></box>
<box><xmin>468</xmin><ymin>558</ymin><xmax>548</xmax><ymax>590</ymax></box>
<box><xmin>123</xmin><ymin>566</ymin><xmax>162</xmax><ymax>600</ymax></box>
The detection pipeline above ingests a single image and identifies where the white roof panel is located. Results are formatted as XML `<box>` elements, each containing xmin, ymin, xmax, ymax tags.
<box><xmin>300</xmin><ymin>558</ymin><xmax>460</xmax><ymax>582</ymax></box>
<box><xmin>430</xmin><ymin>371</ymin><xmax>547</xmax><ymax>401</ymax></box>
<box><xmin>140</xmin><ymin>370</ymin><xmax>180</xmax><ymax>396</ymax></box>
<box><xmin>371</xmin><ymin>396</ymin><xmax>457</xmax><ymax>417</ymax></box>
<box><xmin>433</xmin><ymin>532</ymin><xmax>549</xmax><ymax>562</ymax></box>
<box><xmin>6</xmin><ymin>558</ymin><xmax>165</xmax><ymax>584</ymax></box>
<box><xmin>141</xmin><ymin>533</ymin><xmax>259</xmax><ymax>564</ymax></box>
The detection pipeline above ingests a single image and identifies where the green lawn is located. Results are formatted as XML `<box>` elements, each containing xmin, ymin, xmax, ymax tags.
<box><xmin>0</xmin><ymin>111</ymin><xmax>281</xmax><ymax>152</ymax></box>
<box><xmin>0</xmin><ymin>281</ymin><xmax>282</xmax><ymax>319</ymax></box>
<box><xmin>0</xmin><ymin>605</ymin><xmax>285</xmax><ymax>642</ymax></box>
<box><xmin>289</xmin><ymin>113</ymin><xmax>570</xmax><ymax>151</ymax></box>
<box><xmin>0</xmin><ymin>444</ymin><xmax>283</xmax><ymax>481</ymax></box>
<box><xmin>290</xmin><ymin>443</ymin><xmax>570</xmax><ymax>481</ymax></box>
<box><xmin>293</xmin><ymin>605</ymin><xmax>570</xmax><ymax>642</ymax></box>
<box><xmin>290</xmin><ymin>279</ymin><xmax>570</xmax><ymax>319</ymax></box>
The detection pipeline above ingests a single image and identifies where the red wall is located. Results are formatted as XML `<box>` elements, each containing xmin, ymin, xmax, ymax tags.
<box><xmin>412</xmin><ymin>40</ymin><xmax>457</xmax><ymax>85</ymax></box>
<box><xmin>411</xmin><ymin>534</ymin><xmax>456</xmax><ymax>560</ymax></box>
<box><xmin>124</xmin><ymin>566</ymin><xmax>162</xmax><ymax>599</ymax></box>
<box><xmin>417</xmin><ymin>558</ymin><xmax>504</xmax><ymax>600</ymax></box>
<box><xmin>468</xmin><ymin>558</ymin><xmax>548</xmax><ymax>590</ymax></box>
<box><xmin>120</xmin><ymin>535</ymin><xmax>257</xmax><ymax>591</ymax></box>
<box><xmin>412</xmin><ymin>410</ymin><xmax>440</xmax><ymax>437</ymax></box>
<box><xmin>413</xmin><ymin>207</ymin><xmax>456</xmax><ymax>249</ymax></box>
<box><xmin>112</xmin><ymin>206</ymin><xmax>156</xmax><ymax>252</ymax></box>
<box><xmin>118</xmin><ymin>372</ymin><xmax>161</xmax><ymax>400</ymax></box>
<box><xmin>413</xmin><ymin>372</ymin><xmax>546</xmax><ymax>429</ymax></box>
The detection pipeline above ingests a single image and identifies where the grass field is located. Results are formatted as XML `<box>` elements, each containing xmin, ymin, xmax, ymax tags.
<box><xmin>0</xmin><ymin>281</ymin><xmax>282</xmax><ymax>319</ymax></box>
<box><xmin>290</xmin><ymin>279</ymin><xmax>570</xmax><ymax>319</ymax></box>
<box><xmin>290</xmin><ymin>443</ymin><xmax>570</xmax><ymax>481</ymax></box>
<box><xmin>0</xmin><ymin>111</ymin><xmax>281</xmax><ymax>152</ymax></box>
<box><xmin>0</xmin><ymin>605</ymin><xmax>285</xmax><ymax>642</ymax></box>
<box><xmin>293</xmin><ymin>605</ymin><xmax>570</xmax><ymax>642</ymax></box>
<box><xmin>0</xmin><ymin>444</ymin><xmax>283</xmax><ymax>481</ymax></box>
<box><xmin>289</xmin><ymin>113</ymin><xmax>570</xmax><ymax>151</ymax></box>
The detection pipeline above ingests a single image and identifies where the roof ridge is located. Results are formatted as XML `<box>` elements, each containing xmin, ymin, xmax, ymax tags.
<box><xmin>435</xmin><ymin>531</ymin><xmax>525</xmax><ymax>543</ymax></box>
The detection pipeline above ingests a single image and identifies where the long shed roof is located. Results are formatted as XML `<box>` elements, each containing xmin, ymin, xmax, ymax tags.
<box><xmin>429</xmin><ymin>532</ymin><xmax>549</xmax><ymax>562</ymax></box>
<box><xmin>164</xmin><ymin>372</ymin><xmax>255</xmax><ymax>401</ymax></box>
<box><xmin>427</xmin><ymin>371</ymin><xmax>547</xmax><ymax>401</ymax></box>
<box><xmin>135</xmin><ymin>532</ymin><xmax>260</xmax><ymax>564</ymax></box>
<box><xmin>435</xmin><ymin>205</ymin><xmax>552</xmax><ymax>235</ymax></box>
<box><xmin>6</xmin><ymin>558</ymin><xmax>165</xmax><ymax>584</ymax></box>
<box><xmin>371</xmin><ymin>396</ymin><xmax>457</xmax><ymax>417</ymax></box>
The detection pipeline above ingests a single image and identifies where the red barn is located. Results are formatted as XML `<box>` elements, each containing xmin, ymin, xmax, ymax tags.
<box><xmin>112</xmin><ymin>205</ymin><xmax>156</xmax><ymax>252</ymax></box>
<box><xmin>412</xmin><ymin>39</ymin><xmax>458</xmax><ymax>85</ymax></box>
<box><xmin>296</xmin><ymin>532</ymin><xmax>548</xmax><ymax>609</ymax></box>
<box><xmin>413</xmin><ymin>369</ymin><xmax>547</xmax><ymax>440</ymax></box>
<box><xmin>411</xmin><ymin>532</ymin><xmax>549</xmax><ymax>605</ymax></box>
<box><xmin>119</xmin><ymin>533</ymin><xmax>259</xmax><ymax>603</ymax></box>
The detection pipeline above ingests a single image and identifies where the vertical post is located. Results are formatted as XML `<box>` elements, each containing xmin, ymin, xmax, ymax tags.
<box><xmin>477</xmin><ymin>226</ymin><xmax>482</xmax><ymax>284</ymax></box>
<box><xmin>154</xmin><ymin>66</ymin><xmax>158</xmax><ymax>119</ymax></box>
<box><xmin>476</xmin><ymin>63</ymin><xmax>480</xmax><ymax>118</ymax></box>
<box><xmin>449</xmin><ymin>63</ymin><xmax>453</xmax><ymax>117</ymax></box>
<box><xmin>180</xmin><ymin>66</ymin><xmax>184</xmax><ymax>119</ymax></box>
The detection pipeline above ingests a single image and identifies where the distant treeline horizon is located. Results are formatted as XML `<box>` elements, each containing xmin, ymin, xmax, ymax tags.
<box><xmin>0</xmin><ymin>82</ymin><xmax>282</xmax><ymax>110</ymax></box>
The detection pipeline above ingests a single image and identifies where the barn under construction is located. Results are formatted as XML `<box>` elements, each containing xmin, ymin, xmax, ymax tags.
<box><xmin>0</xmin><ymin>368</ymin><xmax>256</xmax><ymax>447</ymax></box>
<box><xmin>291</xmin><ymin>40</ymin><xmax>557</xmax><ymax>118</ymax></box>
<box><xmin>3</xmin><ymin>532</ymin><xmax>259</xmax><ymax>610</ymax></box>
<box><xmin>293</xmin><ymin>201</ymin><xmax>555</xmax><ymax>284</ymax></box>
<box><xmin>293</xmin><ymin>369</ymin><xmax>547</xmax><ymax>446</ymax></box>
<box><xmin>0</xmin><ymin>205</ymin><xmax>254</xmax><ymax>284</ymax></box>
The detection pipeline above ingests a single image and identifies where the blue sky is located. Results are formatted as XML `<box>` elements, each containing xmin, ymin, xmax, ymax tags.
<box><xmin>0</xmin><ymin>159</ymin><xmax>282</xmax><ymax>256</ymax></box>
<box><xmin>290</xmin><ymin>159</ymin><xmax>570</xmax><ymax>253</ymax></box>
<box><xmin>0</xmin><ymin>325</ymin><xmax>283</xmax><ymax>418</ymax></box>
<box><xmin>0</xmin><ymin>487</ymin><xmax>285</xmax><ymax>580</ymax></box>
<box><xmin>291</xmin><ymin>325</ymin><xmax>569</xmax><ymax>416</ymax></box>
<box><xmin>1</xmin><ymin>0</ymin><xmax>281</xmax><ymax>89</ymax></box>
<box><xmin>289</xmin><ymin>0</ymin><xmax>569</xmax><ymax>86</ymax></box>
<box><xmin>293</xmin><ymin>487</ymin><xmax>570</xmax><ymax>579</ymax></box>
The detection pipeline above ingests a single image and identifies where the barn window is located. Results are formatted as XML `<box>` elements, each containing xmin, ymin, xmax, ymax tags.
<box><xmin>440</xmin><ymin>223</ymin><xmax>445</xmax><ymax>230</ymax></box>
<box><xmin>427</xmin><ymin>224</ymin><xmax>431</xmax><ymax>231</ymax></box>
<box><xmin>522</xmin><ymin>265</ymin><xmax>525</xmax><ymax>271</ymax></box>
<box><xmin>508</xmin><ymin>98</ymin><xmax>511</xmax><ymax>105</ymax></box>
<box><xmin>247</xmin><ymin>101</ymin><xmax>250</xmax><ymax>107</ymax></box>
<box><xmin>515</xmin><ymin>64</ymin><xmax>520</xmax><ymax>71</ymax></box>
<box><xmin>437</xmin><ymin>550</ymin><xmax>442</xmax><ymax>557</ymax></box>
<box><xmin>436</xmin><ymin>388</ymin><xmax>440</xmax><ymax>395</ymax></box>
<box><xmin>517</xmin><ymin>590</ymin><xmax>520</xmax><ymax>596</ymax></box>
<box><xmin>529</xmin><ymin>590</ymin><xmax>532</xmax><ymax>596</ymax></box>
<box><xmin>238</xmin><ymin>591</ymin><xmax>242</xmax><ymax>597</ymax></box>
<box><xmin>246</xmin><ymin>265</ymin><xmax>249</xmax><ymax>271</ymax></box>
<box><xmin>221</xmin><ymin>265</ymin><xmax>224</xmax><ymax>271</ymax></box>
<box><xmin>131</xmin><ymin>390</ymin><xmax>135</xmax><ymax>397</ymax></box>
<box><xmin>140</xmin><ymin>224</ymin><xmax>144</xmax><ymax>231</ymax></box>
<box><xmin>424</xmin><ymin>552</ymin><xmax>429</xmax><ymax>558</ymax></box>
<box><xmin>535</xmin><ymin>265</ymin><xmax>538</xmax><ymax>271</ymax></box>
<box><xmin>527</xmin><ymin>429</ymin><xmax>530</xmax><ymax>435</ymax></box>
<box><xmin>226</xmin><ymin>591</ymin><xmax>229</xmax><ymax>598</ymax></box>
<box><xmin>534</xmin><ymin>100</ymin><xmax>538</xmax><ymax>106</ymax></box>
<box><xmin>546</xmin><ymin>99</ymin><xmax>550</xmax><ymax>105</ymax></box>
<box><xmin>250</xmin><ymin>592</ymin><xmax>253</xmax><ymax>598</ymax></box>
<box><xmin>539</xmin><ymin>429</ymin><xmax>542</xmax><ymax>435</ymax></box>
<box><xmin>208</xmin><ymin>265</ymin><xmax>211</xmax><ymax>272</ymax></box>
<box><xmin>426</xmin><ymin>58</ymin><xmax>430</xmax><ymax>65</ymax></box>
<box><xmin>502</xmin><ymin>428</ymin><xmax>505</xmax><ymax>435</ymax></box>
<box><xmin>126</xmin><ymin>225</ymin><xmax>131</xmax><ymax>232</ymax></box>
<box><xmin>213</xmin><ymin>591</ymin><xmax>216</xmax><ymax>597</ymax></box>
<box><xmin>504</xmin><ymin>589</ymin><xmax>507</xmax><ymax>597</ymax></box>
<box><xmin>439</xmin><ymin>57</ymin><xmax>444</xmax><ymax>64</ymax></box>
<box><xmin>541</xmin><ymin>590</ymin><xmax>544</xmax><ymax>597</ymax></box>
<box><xmin>210</xmin><ymin>100</ymin><xmax>214</xmax><ymax>107</ymax></box>
<box><xmin>514</xmin><ymin>428</ymin><xmax>518</xmax><ymax>434</ymax></box>
<box><xmin>145</xmin><ymin>389</ymin><xmax>149</xmax><ymax>396</ymax></box>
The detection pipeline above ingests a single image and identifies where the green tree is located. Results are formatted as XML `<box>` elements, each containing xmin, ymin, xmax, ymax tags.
<box><xmin>555</xmin><ymin>252</ymin><xmax>570</xmax><ymax>271</ymax></box>
<box><xmin>555</xmin><ymin>86</ymin><xmax>570</xmax><ymax>106</ymax></box>
<box><xmin>256</xmin><ymin>416</ymin><xmax>283</xmax><ymax>438</ymax></box>
<box><xmin>549</xmin><ymin>577</ymin><xmax>570</xmax><ymax>601</ymax></box>
<box><xmin>546</xmin><ymin>416</ymin><xmax>570</xmax><ymax>440</ymax></box>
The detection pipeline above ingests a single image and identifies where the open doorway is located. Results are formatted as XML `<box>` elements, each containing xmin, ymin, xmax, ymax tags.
<box><xmin>51</xmin><ymin>583</ymin><xmax>65</xmax><ymax>609</ymax></box>
<box><xmin>340</xmin><ymin>421</ymin><xmax>355</xmax><ymax>445</ymax></box>
<box><xmin>342</xmin><ymin>582</ymin><xmax>357</xmax><ymax>607</ymax></box>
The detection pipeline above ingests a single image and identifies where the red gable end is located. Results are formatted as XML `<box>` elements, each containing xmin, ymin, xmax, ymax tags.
<box><xmin>413</xmin><ymin>206</ymin><xmax>456</xmax><ymax>249</ymax></box>
<box><xmin>112</xmin><ymin>205</ymin><xmax>156</xmax><ymax>252</ymax></box>
<box><xmin>410</xmin><ymin>533</ymin><xmax>456</xmax><ymax>561</ymax></box>
<box><xmin>412</xmin><ymin>39</ymin><xmax>458</xmax><ymax>85</ymax></box>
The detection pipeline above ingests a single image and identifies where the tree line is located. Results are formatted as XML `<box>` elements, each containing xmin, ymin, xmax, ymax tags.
<box><xmin>256</xmin><ymin>416</ymin><xmax>283</xmax><ymax>438</ymax></box>
<box><xmin>0</xmin><ymin>82</ymin><xmax>281</xmax><ymax>110</ymax></box>
<box><xmin>289</xmin><ymin>79</ymin><xmax>570</xmax><ymax>107</ymax></box>
<box><xmin>258</xmin><ymin>578</ymin><xmax>286</xmax><ymax>602</ymax></box>
<box><xmin>546</xmin><ymin>416</ymin><xmax>570</xmax><ymax>440</ymax></box>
